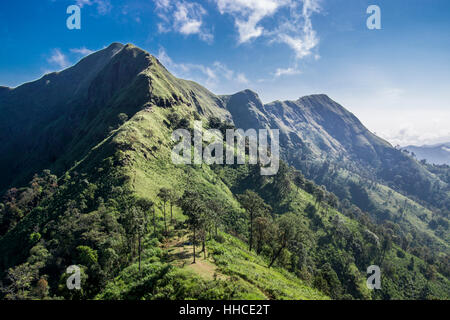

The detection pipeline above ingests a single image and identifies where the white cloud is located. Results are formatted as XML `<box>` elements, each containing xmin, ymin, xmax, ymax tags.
<box><xmin>214</xmin><ymin>0</ymin><xmax>320</xmax><ymax>58</ymax></box>
<box><xmin>236</xmin><ymin>73</ymin><xmax>249</xmax><ymax>84</ymax></box>
<box><xmin>156</xmin><ymin>47</ymin><xmax>175</xmax><ymax>66</ymax></box>
<box><xmin>46</xmin><ymin>47</ymin><xmax>95</xmax><ymax>71</ymax></box>
<box><xmin>379</xmin><ymin>123</ymin><xmax>450</xmax><ymax>147</ymax></box>
<box><xmin>154</xmin><ymin>0</ymin><xmax>213</xmax><ymax>43</ymax></box>
<box><xmin>213</xmin><ymin>62</ymin><xmax>234</xmax><ymax>80</ymax></box>
<box><xmin>273</xmin><ymin>0</ymin><xmax>321</xmax><ymax>60</ymax></box>
<box><xmin>155</xmin><ymin>0</ymin><xmax>320</xmax><ymax>74</ymax></box>
<box><xmin>157</xmin><ymin>22</ymin><xmax>169</xmax><ymax>33</ymax></box>
<box><xmin>47</xmin><ymin>49</ymin><xmax>70</xmax><ymax>69</ymax></box>
<box><xmin>214</xmin><ymin>0</ymin><xmax>321</xmax><ymax>77</ymax></box>
<box><xmin>70</xmin><ymin>47</ymin><xmax>94</xmax><ymax>56</ymax></box>
<box><xmin>277</xmin><ymin>32</ymin><xmax>318</xmax><ymax>60</ymax></box>
<box><xmin>157</xmin><ymin>48</ymin><xmax>217</xmax><ymax>87</ymax></box>
<box><xmin>76</xmin><ymin>0</ymin><xmax>111</xmax><ymax>15</ymax></box>
<box><xmin>174</xmin><ymin>3</ymin><xmax>202</xmax><ymax>34</ymax></box>
<box><xmin>155</xmin><ymin>0</ymin><xmax>170</xmax><ymax>9</ymax></box>
<box><xmin>274</xmin><ymin>67</ymin><xmax>302</xmax><ymax>77</ymax></box>
<box><xmin>157</xmin><ymin>47</ymin><xmax>249</xmax><ymax>89</ymax></box>
<box><xmin>215</xmin><ymin>0</ymin><xmax>287</xmax><ymax>43</ymax></box>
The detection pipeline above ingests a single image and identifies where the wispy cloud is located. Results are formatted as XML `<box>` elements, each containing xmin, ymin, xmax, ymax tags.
<box><xmin>157</xmin><ymin>47</ymin><xmax>249</xmax><ymax>89</ymax></box>
<box><xmin>154</xmin><ymin>0</ymin><xmax>213</xmax><ymax>43</ymax></box>
<box><xmin>274</xmin><ymin>67</ymin><xmax>302</xmax><ymax>77</ymax></box>
<box><xmin>215</xmin><ymin>0</ymin><xmax>284</xmax><ymax>43</ymax></box>
<box><xmin>236</xmin><ymin>73</ymin><xmax>249</xmax><ymax>84</ymax></box>
<box><xmin>270</xmin><ymin>0</ymin><xmax>321</xmax><ymax>60</ymax></box>
<box><xmin>46</xmin><ymin>47</ymin><xmax>95</xmax><ymax>71</ymax></box>
<box><xmin>214</xmin><ymin>0</ymin><xmax>320</xmax><ymax>57</ymax></box>
<box><xmin>379</xmin><ymin>122</ymin><xmax>450</xmax><ymax>147</ymax></box>
<box><xmin>47</xmin><ymin>49</ymin><xmax>70</xmax><ymax>69</ymax></box>
<box><xmin>70</xmin><ymin>47</ymin><xmax>94</xmax><ymax>56</ymax></box>
<box><xmin>214</xmin><ymin>0</ymin><xmax>321</xmax><ymax>77</ymax></box>
<box><xmin>76</xmin><ymin>0</ymin><xmax>111</xmax><ymax>15</ymax></box>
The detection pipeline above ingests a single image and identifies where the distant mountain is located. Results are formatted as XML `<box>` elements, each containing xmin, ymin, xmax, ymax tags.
<box><xmin>221</xmin><ymin>90</ymin><xmax>449</xmax><ymax>216</ymax></box>
<box><xmin>404</xmin><ymin>143</ymin><xmax>450</xmax><ymax>165</ymax></box>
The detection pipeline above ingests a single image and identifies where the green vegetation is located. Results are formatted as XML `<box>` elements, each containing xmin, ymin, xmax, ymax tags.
<box><xmin>0</xmin><ymin>43</ymin><xmax>448</xmax><ymax>300</ymax></box>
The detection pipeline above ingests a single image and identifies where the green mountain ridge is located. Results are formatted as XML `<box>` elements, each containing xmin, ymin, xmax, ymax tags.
<box><xmin>220</xmin><ymin>89</ymin><xmax>449</xmax><ymax>253</ymax></box>
<box><xmin>0</xmin><ymin>43</ymin><xmax>449</xmax><ymax>300</ymax></box>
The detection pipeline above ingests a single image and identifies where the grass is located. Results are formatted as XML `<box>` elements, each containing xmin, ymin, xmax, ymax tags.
<box><xmin>208</xmin><ymin>233</ymin><xmax>329</xmax><ymax>300</ymax></box>
<box><xmin>91</xmin><ymin>105</ymin><xmax>328</xmax><ymax>300</ymax></box>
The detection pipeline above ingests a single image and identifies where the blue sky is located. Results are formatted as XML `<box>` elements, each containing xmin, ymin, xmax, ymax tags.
<box><xmin>1</xmin><ymin>0</ymin><xmax>449</xmax><ymax>146</ymax></box>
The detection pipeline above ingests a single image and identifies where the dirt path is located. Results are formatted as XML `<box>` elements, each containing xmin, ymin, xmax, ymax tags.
<box><xmin>163</xmin><ymin>231</ymin><xmax>227</xmax><ymax>281</ymax></box>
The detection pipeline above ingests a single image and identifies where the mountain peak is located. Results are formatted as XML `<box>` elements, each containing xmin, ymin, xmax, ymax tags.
<box><xmin>230</xmin><ymin>89</ymin><xmax>262</xmax><ymax>105</ymax></box>
<box><xmin>106</xmin><ymin>42</ymin><xmax>125</xmax><ymax>50</ymax></box>
<box><xmin>235</xmin><ymin>88</ymin><xmax>259</xmax><ymax>97</ymax></box>
<box><xmin>298</xmin><ymin>93</ymin><xmax>332</xmax><ymax>103</ymax></box>
<box><xmin>297</xmin><ymin>93</ymin><xmax>352</xmax><ymax>117</ymax></box>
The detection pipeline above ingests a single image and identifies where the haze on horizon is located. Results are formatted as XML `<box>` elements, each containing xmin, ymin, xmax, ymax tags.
<box><xmin>0</xmin><ymin>0</ymin><xmax>449</xmax><ymax>147</ymax></box>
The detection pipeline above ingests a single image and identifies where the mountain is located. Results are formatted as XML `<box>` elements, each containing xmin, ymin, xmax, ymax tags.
<box><xmin>0</xmin><ymin>43</ymin><xmax>230</xmax><ymax>193</ymax></box>
<box><xmin>0</xmin><ymin>43</ymin><xmax>449</xmax><ymax>300</ymax></box>
<box><xmin>221</xmin><ymin>90</ymin><xmax>449</xmax><ymax>243</ymax></box>
<box><xmin>404</xmin><ymin>143</ymin><xmax>450</xmax><ymax>165</ymax></box>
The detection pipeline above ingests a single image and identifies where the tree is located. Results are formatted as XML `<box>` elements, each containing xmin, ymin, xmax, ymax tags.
<box><xmin>304</xmin><ymin>180</ymin><xmax>315</xmax><ymax>194</ymax></box>
<box><xmin>205</xmin><ymin>198</ymin><xmax>227</xmax><ymax>237</ymax></box>
<box><xmin>314</xmin><ymin>187</ymin><xmax>325</xmax><ymax>212</ymax></box>
<box><xmin>158</xmin><ymin>188</ymin><xmax>171</xmax><ymax>235</ymax></box>
<box><xmin>238</xmin><ymin>190</ymin><xmax>271</xmax><ymax>252</ymax></box>
<box><xmin>118</xmin><ymin>113</ymin><xmax>128</xmax><ymax>124</ymax></box>
<box><xmin>254</xmin><ymin>216</ymin><xmax>272</xmax><ymax>255</ymax></box>
<box><xmin>34</xmin><ymin>278</ymin><xmax>49</xmax><ymax>299</ymax></box>
<box><xmin>272</xmin><ymin>161</ymin><xmax>291</xmax><ymax>200</ymax></box>
<box><xmin>305</xmin><ymin>202</ymin><xmax>317</xmax><ymax>217</ymax></box>
<box><xmin>136</xmin><ymin>199</ymin><xmax>154</xmax><ymax>272</ymax></box>
<box><xmin>136</xmin><ymin>198</ymin><xmax>154</xmax><ymax>233</ymax></box>
<box><xmin>168</xmin><ymin>189</ymin><xmax>179</xmax><ymax>224</ymax></box>
<box><xmin>179</xmin><ymin>190</ymin><xmax>206</xmax><ymax>264</ymax></box>
<box><xmin>268</xmin><ymin>214</ymin><xmax>298</xmax><ymax>268</ymax></box>
<box><xmin>126</xmin><ymin>205</ymin><xmax>147</xmax><ymax>272</ymax></box>
<box><xmin>1</xmin><ymin>263</ymin><xmax>37</xmax><ymax>300</ymax></box>
<box><xmin>380</xmin><ymin>234</ymin><xmax>393</xmax><ymax>265</ymax></box>
<box><xmin>293</xmin><ymin>171</ymin><xmax>305</xmax><ymax>194</ymax></box>
<box><xmin>327</xmin><ymin>193</ymin><xmax>339</xmax><ymax>210</ymax></box>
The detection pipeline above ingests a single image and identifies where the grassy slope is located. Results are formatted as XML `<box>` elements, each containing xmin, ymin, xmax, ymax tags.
<box><xmin>208</xmin><ymin>233</ymin><xmax>328</xmax><ymax>300</ymax></box>
<box><xmin>97</xmin><ymin>105</ymin><xmax>328</xmax><ymax>300</ymax></box>
<box><xmin>1</xmin><ymin>91</ymin><xmax>448</xmax><ymax>299</ymax></box>
<box><xmin>242</xmin><ymin>95</ymin><xmax>449</xmax><ymax>254</ymax></box>
<box><xmin>1</xmin><ymin>45</ymin><xmax>448</xmax><ymax>299</ymax></box>
<box><xmin>338</xmin><ymin>168</ymin><xmax>449</xmax><ymax>253</ymax></box>
<box><xmin>100</xmin><ymin>102</ymin><xmax>450</xmax><ymax>299</ymax></box>
<box><xmin>61</xmin><ymin>91</ymin><xmax>447</xmax><ymax>299</ymax></box>
<box><xmin>369</xmin><ymin>182</ymin><xmax>450</xmax><ymax>249</ymax></box>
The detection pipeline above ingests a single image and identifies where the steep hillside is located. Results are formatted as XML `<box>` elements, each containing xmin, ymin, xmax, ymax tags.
<box><xmin>0</xmin><ymin>43</ymin><xmax>229</xmax><ymax>193</ymax></box>
<box><xmin>220</xmin><ymin>91</ymin><xmax>449</xmax><ymax>255</ymax></box>
<box><xmin>223</xmin><ymin>92</ymin><xmax>448</xmax><ymax>210</ymax></box>
<box><xmin>0</xmin><ymin>43</ymin><xmax>449</xmax><ymax>300</ymax></box>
